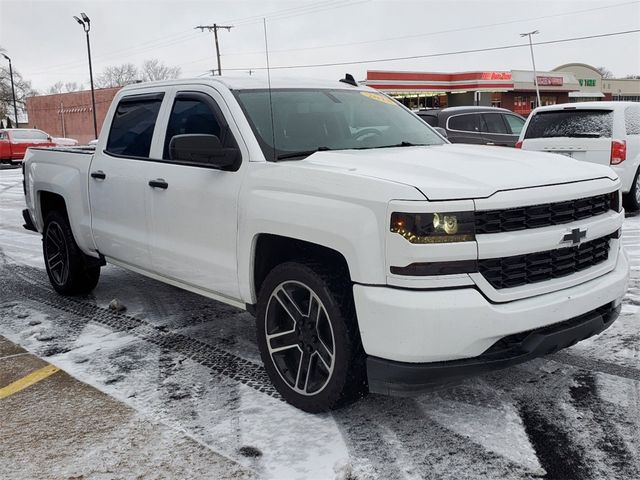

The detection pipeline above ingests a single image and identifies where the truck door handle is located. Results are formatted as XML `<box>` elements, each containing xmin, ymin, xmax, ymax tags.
<box><xmin>90</xmin><ymin>170</ymin><xmax>106</xmax><ymax>179</ymax></box>
<box><xmin>148</xmin><ymin>179</ymin><xmax>168</xmax><ymax>189</ymax></box>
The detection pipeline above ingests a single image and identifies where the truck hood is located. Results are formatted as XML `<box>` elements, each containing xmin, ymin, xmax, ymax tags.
<box><xmin>297</xmin><ymin>144</ymin><xmax>617</xmax><ymax>200</ymax></box>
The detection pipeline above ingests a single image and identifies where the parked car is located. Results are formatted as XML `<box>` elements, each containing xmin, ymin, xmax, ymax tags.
<box><xmin>52</xmin><ymin>136</ymin><xmax>79</xmax><ymax>147</ymax></box>
<box><xmin>0</xmin><ymin>128</ymin><xmax>56</xmax><ymax>164</ymax></box>
<box><xmin>518</xmin><ymin>102</ymin><xmax>640</xmax><ymax>210</ymax></box>
<box><xmin>416</xmin><ymin>106</ymin><xmax>526</xmax><ymax>147</ymax></box>
<box><xmin>22</xmin><ymin>77</ymin><xmax>627</xmax><ymax>412</ymax></box>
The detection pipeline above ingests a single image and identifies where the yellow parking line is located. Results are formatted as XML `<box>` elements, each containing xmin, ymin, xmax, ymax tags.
<box><xmin>0</xmin><ymin>364</ymin><xmax>60</xmax><ymax>400</ymax></box>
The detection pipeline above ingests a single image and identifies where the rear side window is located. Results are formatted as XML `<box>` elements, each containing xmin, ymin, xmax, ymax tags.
<box><xmin>625</xmin><ymin>106</ymin><xmax>640</xmax><ymax>135</ymax></box>
<box><xmin>504</xmin><ymin>114</ymin><xmax>525</xmax><ymax>135</ymax></box>
<box><xmin>418</xmin><ymin>114</ymin><xmax>438</xmax><ymax>127</ymax></box>
<box><xmin>448</xmin><ymin>114</ymin><xmax>482</xmax><ymax>132</ymax></box>
<box><xmin>482</xmin><ymin>113</ymin><xmax>508</xmax><ymax>134</ymax></box>
<box><xmin>106</xmin><ymin>94</ymin><xmax>164</xmax><ymax>158</ymax></box>
<box><xmin>524</xmin><ymin>109</ymin><xmax>613</xmax><ymax>139</ymax></box>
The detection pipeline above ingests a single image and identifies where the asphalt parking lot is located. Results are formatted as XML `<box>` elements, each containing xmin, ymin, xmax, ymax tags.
<box><xmin>1</xmin><ymin>166</ymin><xmax>639</xmax><ymax>479</ymax></box>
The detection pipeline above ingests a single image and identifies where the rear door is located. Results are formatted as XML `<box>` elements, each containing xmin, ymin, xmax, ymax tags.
<box><xmin>89</xmin><ymin>91</ymin><xmax>166</xmax><ymax>269</ymax></box>
<box><xmin>446</xmin><ymin>113</ymin><xmax>486</xmax><ymax>144</ymax></box>
<box><xmin>144</xmin><ymin>87</ymin><xmax>246</xmax><ymax>301</ymax></box>
<box><xmin>480</xmin><ymin>112</ymin><xmax>515</xmax><ymax>146</ymax></box>
<box><xmin>521</xmin><ymin>108</ymin><xmax>614</xmax><ymax>164</ymax></box>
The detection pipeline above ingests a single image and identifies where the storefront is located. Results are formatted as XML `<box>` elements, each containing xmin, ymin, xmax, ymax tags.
<box><xmin>364</xmin><ymin>69</ymin><xmax>580</xmax><ymax>116</ymax></box>
<box><xmin>553</xmin><ymin>63</ymin><xmax>640</xmax><ymax>102</ymax></box>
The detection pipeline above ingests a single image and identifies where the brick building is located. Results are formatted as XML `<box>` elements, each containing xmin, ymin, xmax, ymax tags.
<box><xmin>26</xmin><ymin>87</ymin><xmax>120</xmax><ymax>145</ymax></box>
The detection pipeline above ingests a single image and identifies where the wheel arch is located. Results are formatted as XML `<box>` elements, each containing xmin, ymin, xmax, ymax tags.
<box><xmin>250</xmin><ymin>234</ymin><xmax>352</xmax><ymax>309</ymax></box>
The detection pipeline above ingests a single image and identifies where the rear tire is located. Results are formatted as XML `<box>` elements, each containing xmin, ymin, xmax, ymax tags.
<box><xmin>43</xmin><ymin>211</ymin><xmax>100</xmax><ymax>295</ymax></box>
<box><xmin>256</xmin><ymin>261</ymin><xmax>367</xmax><ymax>412</ymax></box>
<box><xmin>623</xmin><ymin>168</ymin><xmax>640</xmax><ymax>212</ymax></box>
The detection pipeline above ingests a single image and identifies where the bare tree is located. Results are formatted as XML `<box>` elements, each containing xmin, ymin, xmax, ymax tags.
<box><xmin>625</xmin><ymin>74</ymin><xmax>640</xmax><ymax>79</ymax></box>
<box><xmin>596</xmin><ymin>66</ymin><xmax>614</xmax><ymax>79</ymax></box>
<box><xmin>96</xmin><ymin>63</ymin><xmax>139</xmax><ymax>88</ymax></box>
<box><xmin>48</xmin><ymin>81</ymin><xmax>65</xmax><ymax>94</ymax></box>
<box><xmin>64</xmin><ymin>81</ymin><xmax>84</xmax><ymax>92</ymax></box>
<box><xmin>0</xmin><ymin>64</ymin><xmax>37</xmax><ymax>124</ymax></box>
<box><xmin>140</xmin><ymin>58</ymin><xmax>181</xmax><ymax>82</ymax></box>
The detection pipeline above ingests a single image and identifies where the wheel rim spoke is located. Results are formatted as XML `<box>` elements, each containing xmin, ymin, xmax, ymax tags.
<box><xmin>267</xmin><ymin>330</ymin><xmax>299</xmax><ymax>353</ymax></box>
<box><xmin>275</xmin><ymin>287</ymin><xmax>304</xmax><ymax>322</ymax></box>
<box><xmin>295</xmin><ymin>351</ymin><xmax>313</xmax><ymax>392</ymax></box>
<box><xmin>315</xmin><ymin>338</ymin><xmax>333</xmax><ymax>371</ymax></box>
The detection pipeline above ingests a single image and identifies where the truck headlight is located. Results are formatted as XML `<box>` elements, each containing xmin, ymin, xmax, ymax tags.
<box><xmin>390</xmin><ymin>212</ymin><xmax>475</xmax><ymax>243</ymax></box>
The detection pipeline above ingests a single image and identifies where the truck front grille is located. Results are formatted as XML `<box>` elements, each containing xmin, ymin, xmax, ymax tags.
<box><xmin>478</xmin><ymin>235</ymin><xmax>611</xmax><ymax>289</ymax></box>
<box><xmin>475</xmin><ymin>193</ymin><xmax>613</xmax><ymax>234</ymax></box>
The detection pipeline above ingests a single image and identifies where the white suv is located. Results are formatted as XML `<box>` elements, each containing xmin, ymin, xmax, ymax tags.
<box><xmin>518</xmin><ymin>102</ymin><xmax>640</xmax><ymax>210</ymax></box>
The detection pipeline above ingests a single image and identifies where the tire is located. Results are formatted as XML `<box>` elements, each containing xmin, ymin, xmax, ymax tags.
<box><xmin>256</xmin><ymin>261</ymin><xmax>367</xmax><ymax>412</ymax></box>
<box><xmin>43</xmin><ymin>211</ymin><xmax>100</xmax><ymax>295</ymax></box>
<box><xmin>623</xmin><ymin>168</ymin><xmax>640</xmax><ymax>212</ymax></box>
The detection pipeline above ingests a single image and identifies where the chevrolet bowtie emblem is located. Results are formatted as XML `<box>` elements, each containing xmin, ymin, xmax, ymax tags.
<box><xmin>562</xmin><ymin>228</ymin><xmax>587</xmax><ymax>245</ymax></box>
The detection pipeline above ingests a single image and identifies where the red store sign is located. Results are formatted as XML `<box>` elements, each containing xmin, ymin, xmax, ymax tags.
<box><xmin>536</xmin><ymin>76</ymin><xmax>563</xmax><ymax>86</ymax></box>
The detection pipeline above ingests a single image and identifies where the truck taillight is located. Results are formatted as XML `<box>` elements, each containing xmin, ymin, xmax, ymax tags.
<box><xmin>610</xmin><ymin>140</ymin><xmax>626</xmax><ymax>165</ymax></box>
<box><xmin>515</xmin><ymin>141</ymin><xmax>523</xmax><ymax>149</ymax></box>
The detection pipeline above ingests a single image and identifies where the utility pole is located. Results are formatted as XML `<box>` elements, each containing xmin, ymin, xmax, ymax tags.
<box><xmin>195</xmin><ymin>24</ymin><xmax>233</xmax><ymax>76</ymax></box>
<box><xmin>520</xmin><ymin>30</ymin><xmax>541</xmax><ymax>109</ymax></box>
<box><xmin>74</xmin><ymin>13</ymin><xmax>98</xmax><ymax>139</ymax></box>
<box><xmin>1</xmin><ymin>54</ymin><xmax>19</xmax><ymax>128</ymax></box>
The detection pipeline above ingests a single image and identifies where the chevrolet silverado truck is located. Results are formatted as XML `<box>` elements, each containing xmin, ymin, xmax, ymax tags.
<box><xmin>22</xmin><ymin>77</ymin><xmax>629</xmax><ymax>412</ymax></box>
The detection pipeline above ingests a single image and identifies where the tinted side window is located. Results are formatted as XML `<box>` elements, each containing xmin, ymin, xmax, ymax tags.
<box><xmin>106</xmin><ymin>94</ymin><xmax>164</xmax><ymax>158</ymax></box>
<box><xmin>163</xmin><ymin>97</ymin><xmax>222</xmax><ymax>159</ymax></box>
<box><xmin>504</xmin><ymin>114</ymin><xmax>525</xmax><ymax>135</ymax></box>
<box><xmin>418</xmin><ymin>114</ymin><xmax>438</xmax><ymax>127</ymax></box>
<box><xmin>448</xmin><ymin>114</ymin><xmax>482</xmax><ymax>132</ymax></box>
<box><xmin>482</xmin><ymin>113</ymin><xmax>508</xmax><ymax>134</ymax></box>
<box><xmin>625</xmin><ymin>106</ymin><xmax>640</xmax><ymax>135</ymax></box>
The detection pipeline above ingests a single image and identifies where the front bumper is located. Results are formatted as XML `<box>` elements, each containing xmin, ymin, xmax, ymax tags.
<box><xmin>354</xmin><ymin>247</ymin><xmax>629</xmax><ymax>393</ymax></box>
<box><xmin>367</xmin><ymin>301</ymin><xmax>620</xmax><ymax>395</ymax></box>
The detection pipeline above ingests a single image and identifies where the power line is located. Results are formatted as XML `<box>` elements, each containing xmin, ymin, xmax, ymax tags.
<box><xmin>221</xmin><ymin>0</ymin><xmax>640</xmax><ymax>57</ymax></box>
<box><xmin>232</xmin><ymin>0</ymin><xmax>368</xmax><ymax>26</ymax></box>
<box><xmin>218</xmin><ymin>1</ymin><xmax>341</xmax><ymax>25</ymax></box>
<box><xmin>221</xmin><ymin>29</ymin><xmax>640</xmax><ymax>71</ymax></box>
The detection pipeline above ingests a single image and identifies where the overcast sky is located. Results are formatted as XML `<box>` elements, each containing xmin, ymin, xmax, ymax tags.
<box><xmin>1</xmin><ymin>0</ymin><xmax>639</xmax><ymax>92</ymax></box>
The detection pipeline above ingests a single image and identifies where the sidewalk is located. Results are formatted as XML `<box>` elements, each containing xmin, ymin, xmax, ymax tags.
<box><xmin>0</xmin><ymin>336</ymin><xmax>255</xmax><ymax>480</ymax></box>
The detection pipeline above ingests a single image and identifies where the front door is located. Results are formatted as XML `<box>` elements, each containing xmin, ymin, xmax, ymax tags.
<box><xmin>145</xmin><ymin>87</ymin><xmax>246</xmax><ymax>301</ymax></box>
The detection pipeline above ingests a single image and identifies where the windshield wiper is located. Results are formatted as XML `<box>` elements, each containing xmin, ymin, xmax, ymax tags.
<box><xmin>566</xmin><ymin>132</ymin><xmax>602</xmax><ymax>138</ymax></box>
<box><xmin>362</xmin><ymin>141</ymin><xmax>430</xmax><ymax>149</ymax></box>
<box><xmin>276</xmin><ymin>146</ymin><xmax>332</xmax><ymax>160</ymax></box>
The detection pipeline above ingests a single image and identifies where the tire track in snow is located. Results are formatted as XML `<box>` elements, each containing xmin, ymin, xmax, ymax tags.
<box><xmin>0</xmin><ymin>257</ymin><xmax>281</xmax><ymax>400</ymax></box>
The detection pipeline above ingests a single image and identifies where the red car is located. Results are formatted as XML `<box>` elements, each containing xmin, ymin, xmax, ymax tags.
<box><xmin>0</xmin><ymin>129</ymin><xmax>57</xmax><ymax>164</ymax></box>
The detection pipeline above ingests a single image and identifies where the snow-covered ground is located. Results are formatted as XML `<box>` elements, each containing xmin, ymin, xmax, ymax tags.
<box><xmin>1</xmin><ymin>166</ymin><xmax>639</xmax><ymax>479</ymax></box>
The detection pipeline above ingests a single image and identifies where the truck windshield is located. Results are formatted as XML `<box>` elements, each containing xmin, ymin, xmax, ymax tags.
<box><xmin>234</xmin><ymin>89</ymin><xmax>445</xmax><ymax>160</ymax></box>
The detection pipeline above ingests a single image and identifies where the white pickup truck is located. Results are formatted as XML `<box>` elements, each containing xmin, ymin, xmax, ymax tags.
<box><xmin>23</xmin><ymin>76</ymin><xmax>629</xmax><ymax>412</ymax></box>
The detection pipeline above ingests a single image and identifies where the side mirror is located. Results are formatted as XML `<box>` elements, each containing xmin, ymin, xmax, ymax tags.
<box><xmin>434</xmin><ymin>127</ymin><xmax>448</xmax><ymax>139</ymax></box>
<box><xmin>169</xmin><ymin>134</ymin><xmax>241</xmax><ymax>171</ymax></box>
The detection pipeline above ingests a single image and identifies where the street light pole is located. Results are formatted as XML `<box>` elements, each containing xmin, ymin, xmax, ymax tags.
<box><xmin>1</xmin><ymin>54</ymin><xmax>20</xmax><ymax>128</ymax></box>
<box><xmin>520</xmin><ymin>30</ymin><xmax>541</xmax><ymax>109</ymax></box>
<box><xmin>74</xmin><ymin>13</ymin><xmax>98</xmax><ymax>139</ymax></box>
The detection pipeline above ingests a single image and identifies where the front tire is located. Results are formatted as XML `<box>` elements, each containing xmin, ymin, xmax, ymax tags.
<box><xmin>256</xmin><ymin>261</ymin><xmax>366</xmax><ymax>412</ymax></box>
<box><xmin>623</xmin><ymin>168</ymin><xmax>640</xmax><ymax>212</ymax></box>
<box><xmin>43</xmin><ymin>211</ymin><xmax>100</xmax><ymax>295</ymax></box>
